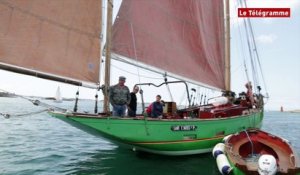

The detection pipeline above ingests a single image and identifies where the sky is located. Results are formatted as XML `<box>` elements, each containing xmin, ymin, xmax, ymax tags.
<box><xmin>230</xmin><ymin>0</ymin><xmax>300</xmax><ymax>111</ymax></box>
<box><xmin>0</xmin><ymin>0</ymin><xmax>299</xmax><ymax>111</ymax></box>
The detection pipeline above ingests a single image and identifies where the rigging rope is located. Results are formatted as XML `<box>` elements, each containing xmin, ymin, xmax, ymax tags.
<box><xmin>0</xmin><ymin>89</ymin><xmax>68</xmax><ymax>119</ymax></box>
<box><xmin>111</xmin><ymin>63</ymin><xmax>162</xmax><ymax>80</ymax></box>
<box><xmin>242</xmin><ymin>17</ymin><xmax>258</xmax><ymax>91</ymax></box>
<box><xmin>178</xmin><ymin>88</ymin><xmax>187</xmax><ymax>107</ymax></box>
<box><xmin>130</xmin><ymin>23</ymin><xmax>148</xmax><ymax>112</ymax></box>
<box><xmin>165</xmin><ymin>83</ymin><xmax>174</xmax><ymax>101</ymax></box>
<box><xmin>130</xmin><ymin>23</ymin><xmax>142</xmax><ymax>85</ymax></box>
<box><xmin>0</xmin><ymin>109</ymin><xmax>49</xmax><ymax>119</ymax></box>
<box><xmin>239</xmin><ymin>0</ymin><xmax>269</xmax><ymax>97</ymax></box>
<box><xmin>246</xmin><ymin>17</ymin><xmax>269</xmax><ymax>97</ymax></box>
<box><xmin>164</xmin><ymin>73</ymin><xmax>174</xmax><ymax>101</ymax></box>
<box><xmin>233</xmin><ymin>2</ymin><xmax>251</xmax><ymax>83</ymax></box>
<box><xmin>233</xmin><ymin>0</ymin><xmax>269</xmax><ymax>98</ymax></box>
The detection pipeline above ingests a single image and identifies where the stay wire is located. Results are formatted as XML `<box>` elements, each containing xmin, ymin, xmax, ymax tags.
<box><xmin>111</xmin><ymin>64</ymin><xmax>162</xmax><ymax>80</ymax></box>
<box><xmin>241</xmin><ymin>0</ymin><xmax>261</xmax><ymax>93</ymax></box>
<box><xmin>130</xmin><ymin>23</ymin><xmax>142</xmax><ymax>85</ymax></box>
<box><xmin>163</xmin><ymin>73</ymin><xmax>174</xmax><ymax>101</ymax></box>
<box><xmin>0</xmin><ymin>109</ymin><xmax>49</xmax><ymax>119</ymax></box>
<box><xmin>245</xmin><ymin>13</ymin><xmax>269</xmax><ymax>95</ymax></box>
<box><xmin>234</xmin><ymin>1</ymin><xmax>250</xmax><ymax>83</ymax></box>
<box><xmin>242</xmin><ymin>16</ymin><xmax>257</xmax><ymax>87</ymax></box>
<box><xmin>0</xmin><ymin>89</ymin><xmax>68</xmax><ymax>118</ymax></box>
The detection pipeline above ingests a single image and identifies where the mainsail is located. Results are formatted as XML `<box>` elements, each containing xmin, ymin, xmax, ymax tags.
<box><xmin>0</xmin><ymin>0</ymin><xmax>102</xmax><ymax>86</ymax></box>
<box><xmin>111</xmin><ymin>0</ymin><xmax>225</xmax><ymax>90</ymax></box>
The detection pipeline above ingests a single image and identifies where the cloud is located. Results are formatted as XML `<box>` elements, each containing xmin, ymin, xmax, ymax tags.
<box><xmin>256</xmin><ymin>34</ymin><xmax>278</xmax><ymax>44</ymax></box>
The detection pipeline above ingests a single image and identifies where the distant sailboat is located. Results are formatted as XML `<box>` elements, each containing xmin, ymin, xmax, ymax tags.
<box><xmin>54</xmin><ymin>86</ymin><xmax>62</xmax><ymax>103</ymax></box>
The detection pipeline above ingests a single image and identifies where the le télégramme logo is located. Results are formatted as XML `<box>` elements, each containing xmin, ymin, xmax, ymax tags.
<box><xmin>238</xmin><ymin>8</ymin><xmax>291</xmax><ymax>18</ymax></box>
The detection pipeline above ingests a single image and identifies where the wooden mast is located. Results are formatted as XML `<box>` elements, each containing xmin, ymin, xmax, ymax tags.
<box><xmin>225</xmin><ymin>0</ymin><xmax>231</xmax><ymax>91</ymax></box>
<box><xmin>103</xmin><ymin>0</ymin><xmax>113</xmax><ymax>113</ymax></box>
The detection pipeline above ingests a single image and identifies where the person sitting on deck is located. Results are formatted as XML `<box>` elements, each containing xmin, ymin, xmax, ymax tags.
<box><xmin>146</xmin><ymin>95</ymin><xmax>164</xmax><ymax>118</ymax></box>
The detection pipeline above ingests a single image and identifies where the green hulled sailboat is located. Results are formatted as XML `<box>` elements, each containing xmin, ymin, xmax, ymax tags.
<box><xmin>0</xmin><ymin>0</ymin><xmax>266</xmax><ymax>155</ymax></box>
<box><xmin>50</xmin><ymin>110</ymin><xmax>263</xmax><ymax>155</ymax></box>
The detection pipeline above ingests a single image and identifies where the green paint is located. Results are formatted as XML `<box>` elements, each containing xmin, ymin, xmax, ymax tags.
<box><xmin>49</xmin><ymin>111</ymin><xmax>264</xmax><ymax>155</ymax></box>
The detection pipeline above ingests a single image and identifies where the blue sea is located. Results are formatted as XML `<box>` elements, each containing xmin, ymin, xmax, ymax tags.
<box><xmin>0</xmin><ymin>97</ymin><xmax>299</xmax><ymax>175</ymax></box>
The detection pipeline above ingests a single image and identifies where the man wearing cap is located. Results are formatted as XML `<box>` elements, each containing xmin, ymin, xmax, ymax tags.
<box><xmin>109</xmin><ymin>76</ymin><xmax>131</xmax><ymax>117</ymax></box>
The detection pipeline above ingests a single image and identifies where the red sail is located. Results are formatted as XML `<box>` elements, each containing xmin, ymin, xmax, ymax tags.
<box><xmin>0</xmin><ymin>0</ymin><xmax>102</xmax><ymax>84</ymax></box>
<box><xmin>112</xmin><ymin>0</ymin><xmax>225</xmax><ymax>90</ymax></box>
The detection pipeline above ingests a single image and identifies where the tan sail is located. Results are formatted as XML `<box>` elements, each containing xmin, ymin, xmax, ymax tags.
<box><xmin>112</xmin><ymin>0</ymin><xmax>225</xmax><ymax>90</ymax></box>
<box><xmin>0</xmin><ymin>0</ymin><xmax>102</xmax><ymax>85</ymax></box>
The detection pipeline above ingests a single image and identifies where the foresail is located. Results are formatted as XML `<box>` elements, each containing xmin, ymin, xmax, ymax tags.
<box><xmin>112</xmin><ymin>0</ymin><xmax>225</xmax><ymax>90</ymax></box>
<box><xmin>0</xmin><ymin>0</ymin><xmax>102</xmax><ymax>86</ymax></box>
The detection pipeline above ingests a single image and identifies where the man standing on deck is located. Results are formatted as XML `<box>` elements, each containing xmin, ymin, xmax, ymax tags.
<box><xmin>128</xmin><ymin>85</ymin><xmax>139</xmax><ymax>117</ymax></box>
<box><xmin>245</xmin><ymin>81</ymin><xmax>255</xmax><ymax>108</ymax></box>
<box><xmin>109</xmin><ymin>76</ymin><xmax>131</xmax><ymax>117</ymax></box>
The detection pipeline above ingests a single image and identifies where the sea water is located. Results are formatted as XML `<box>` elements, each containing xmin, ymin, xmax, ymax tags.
<box><xmin>0</xmin><ymin>97</ymin><xmax>299</xmax><ymax>175</ymax></box>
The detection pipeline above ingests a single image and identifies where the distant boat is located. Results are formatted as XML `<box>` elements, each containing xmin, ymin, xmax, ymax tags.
<box><xmin>212</xmin><ymin>129</ymin><xmax>300</xmax><ymax>175</ymax></box>
<box><xmin>54</xmin><ymin>86</ymin><xmax>62</xmax><ymax>103</ymax></box>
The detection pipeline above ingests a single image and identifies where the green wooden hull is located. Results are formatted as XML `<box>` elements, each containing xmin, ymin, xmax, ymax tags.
<box><xmin>49</xmin><ymin>110</ymin><xmax>263</xmax><ymax>156</ymax></box>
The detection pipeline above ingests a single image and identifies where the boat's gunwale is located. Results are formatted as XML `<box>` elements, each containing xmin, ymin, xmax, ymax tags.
<box><xmin>50</xmin><ymin>108</ymin><xmax>262</xmax><ymax>122</ymax></box>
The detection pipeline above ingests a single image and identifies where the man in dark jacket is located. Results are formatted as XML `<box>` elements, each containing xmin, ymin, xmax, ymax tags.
<box><xmin>147</xmin><ymin>95</ymin><xmax>163</xmax><ymax>118</ymax></box>
<box><xmin>128</xmin><ymin>85</ymin><xmax>139</xmax><ymax>117</ymax></box>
